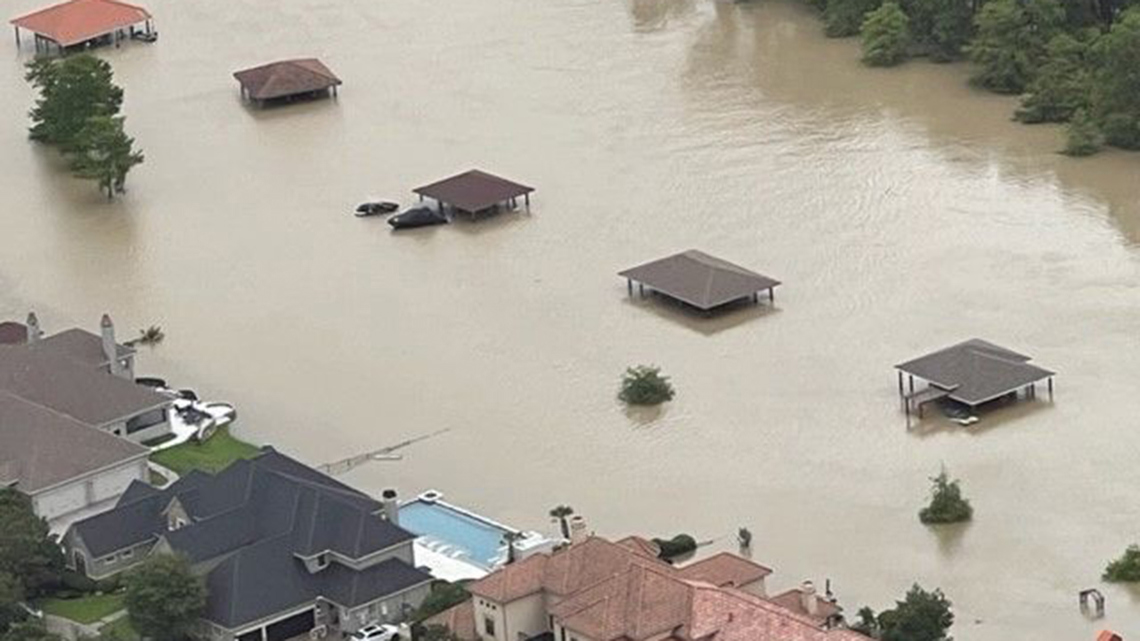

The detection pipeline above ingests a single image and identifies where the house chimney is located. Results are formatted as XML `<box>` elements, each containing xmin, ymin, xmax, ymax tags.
<box><xmin>26</xmin><ymin>312</ymin><xmax>41</xmax><ymax>345</ymax></box>
<box><xmin>801</xmin><ymin>581</ymin><xmax>819</xmax><ymax>617</ymax></box>
<box><xmin>381</xmin><ymin>489</ymin><xmax>399</xmax><ymax>526</ymax></box>
<box><xmin>568</xmin><ymin>516</ymin><xmax>588</xmax><ymax>545</ymax></box>
<box><xmin>101</xmin><ymin>314</ymin><xmax>124</xmax><ymax>377</ymax></box>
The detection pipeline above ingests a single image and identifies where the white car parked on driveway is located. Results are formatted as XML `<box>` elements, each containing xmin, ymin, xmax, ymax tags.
<box><xmin>350</xmin><ymin>624</ymin><xmax>400</xmax><ymax>641</ymax></box>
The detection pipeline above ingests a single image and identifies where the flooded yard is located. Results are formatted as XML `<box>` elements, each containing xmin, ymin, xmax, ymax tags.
<box><xmin>1</xmin><ymin>0</ymin><xmax>1139</xmax><ymax>638</ymax></box>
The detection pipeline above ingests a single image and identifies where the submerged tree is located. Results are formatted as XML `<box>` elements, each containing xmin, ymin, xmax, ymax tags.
<box><xmin>918</xmin><ymin>468</ymin><xmax>973</xmax><ymax>524</ymax></box>
<box><xmin>969</xmin><ymin>0</ymin><xmax>1065</xmax><ymax>93</ymax></box>
<box><xmin>862</xmin><ymin>3</ymin><xmax>913</xmax><ymax>66</ymax></box>
<box><xmin>68</xmin><ymin>115</ymin><xmax>145</xmax><ymax>200</ymax></box>
<box><xmin>1015</xmin><ymin>32</ymin><xmax>1095</xmax><ymax>123</ymax></box>
<box><xmin>618</xmin><ymin>365</ymin><xmax>675</xmax><ymax>406</ymax></box>
<box><xmin>549</xmin><ymin>505</ymin><xmax>575</xmax><ymax>539</ymax></box>
<box><xmin>1089</xmin><ymin>8</ymin><xmax>1140</xmax><ymax>150</ymax></box>
<box><xmin>824</xmin><ymin>0</ymin><xmax>884</xmax><ymax>36</ymax></box>
<box><xmin>1063</xmin><ymin>108</ymin><xmax>1105</xmax><ymax>155</ymax></box>
<box><xmin>876</xmin><ymin>585</ymin><xmax>954</xmax><ymax>641</ymax></box>
<box><xmin>1103</xmin><ymin>544</ymin><xmax>1140</xmax><ymax>582</ymax></box>
<box><xmin>25</xmin><ymin>55</ymin><xmax>123</xmax><ymax>147</ymax></box>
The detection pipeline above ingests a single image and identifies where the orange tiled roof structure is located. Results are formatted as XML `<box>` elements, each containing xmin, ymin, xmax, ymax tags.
<box><xmin>456</xmin><ymin>536</ymin><xmax>867</xmax><ymax>641</ymax></box>
<box><xmin>10</xmin><ymin>0</ymin><xmax>150</xmax><ymax>47</ymax></box>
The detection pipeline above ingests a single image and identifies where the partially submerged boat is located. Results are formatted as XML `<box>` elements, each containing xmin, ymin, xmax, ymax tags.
<box><xmin>389</xmin><ymin>204</ymin><xmax>448</xmax><ymax>230</ymax></box>
<box><xmin>355</xmin><ymin>201</ymin><xmax>399</xmax><ymax>217</ymax></box>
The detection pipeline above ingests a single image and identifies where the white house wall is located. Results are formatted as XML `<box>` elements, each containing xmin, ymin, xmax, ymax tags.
<box><xmin>33</xmin><ymin>457</ymin><xmax>147</xmax><ymax>523</ymax></box>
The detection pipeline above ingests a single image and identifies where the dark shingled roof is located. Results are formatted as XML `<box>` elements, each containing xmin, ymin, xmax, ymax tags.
<box><xmin>0</xmin><ymin>391</ymin><xmax>147</xmax><ymax>493</ymax></box>
<box><xmin>0</xmin><ymin>345</ymin><xmax>167</xmax><ymax>426</ymax></box>
<box><xmin>69</xmin><ymin>449</ymin><xmax>426</xmax><ymax>629</ymax></box>
<box><xmin>38</xmin><ymin>328</ymin><xmax>134</xmax><ymax>368</ymax></box>
<box><xmin>413</xmin><ymin>170</ymin><xmax>534</xmax><ymax>213</ymax></box>
<box><xmin>896</xmin><ymin>339</ymin><xmax>1055</xmax><ymax>406</ymax></box>
<box><xmin>619</xmin><ymin>250</ymin><xmax>781</xmax><ymax>311</ymax></box>
<box><xmin>233</xmin><ymin>59</ymin><xmax>341</xmax><ymax>101</ymax></box>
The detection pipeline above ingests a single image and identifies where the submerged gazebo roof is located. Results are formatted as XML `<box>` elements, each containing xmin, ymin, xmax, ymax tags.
<box><xmin>413</xmin><ymin>170</ymin><xmax>534</xmax><ymax>213</ymax></box>
<box><xmin>10</xmin><ymin>0</ymin><xmax>150</xmax><ymax>47</ymax></box>
<box><xmin>233</xmin><ymin>58</ymin><xmax>341</xmax><ymax>101</ymax></box>
<box><xmin>619</xmin><ymin>250</ymin><xmax>780</xmax><ymax>311</ymax></box>
<box><xmin>896</xmin><ymin>339</ymin><xmax>1054</xmax><ymax>406</ymax></box>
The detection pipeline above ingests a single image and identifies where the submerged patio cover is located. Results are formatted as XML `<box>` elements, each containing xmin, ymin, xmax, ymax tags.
<box><xmin>233</xmin><ymin>59</ymin><xmax>341</xmax><ymax>101</ymax></box>
<box><xmin>896</xmin><ymin>339</ymin><xmax>1054</xmax><ymax>406</ymax></box>
<box><xmin>11</xmin><ymin>0</ymin><xmax>150</xmax><ymax>47</ymax></box>
<box><xmin>619</xmin><ymin>250</ymin><xmax>781</xmax><ymax>310</ymax></box>
<box><xmin>413</xmin><ymin>170</ymin><xmax>534</xmax><ymax>213</ymax></box>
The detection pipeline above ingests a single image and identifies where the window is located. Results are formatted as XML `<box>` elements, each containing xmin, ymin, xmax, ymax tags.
<box><xmin>121</xmin><ymin>549</ymin><xmax>133</xmax><ymax>559</ymax></box>
<box><xmin>100</xmin><ymin>556</ymin><xmax>115</xmax><ymax>564</ymax></box>
<box><xmin>484</xmin><ymin>616</ymin><xmax>495</xmax><ymax>636</ymax></box>
<box><xmin>316</xmin><ymin>553</ymin><xmax>329</xmax><ymax>568</ymax></box>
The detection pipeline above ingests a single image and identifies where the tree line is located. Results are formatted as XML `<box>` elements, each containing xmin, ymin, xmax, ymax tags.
<box><xmin>25</xmin><ymin>54</ymin><xmax>144</xmax><ymax>199</ymax></box>
<box><xmin>813</xmin><ymin>0</ymin><xmax>1140</xmax><ymax>156</ymax></box>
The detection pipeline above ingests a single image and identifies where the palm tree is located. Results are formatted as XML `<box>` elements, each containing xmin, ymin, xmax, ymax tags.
<box><xmin>549</xmin><ymin>505</ymin><xmax>575</xmax><ymax>539</ymax></box>
<box><xmin>502</xmin><ymin>531</ymin><xmax>523</xmax><ymax>565</ymax></box>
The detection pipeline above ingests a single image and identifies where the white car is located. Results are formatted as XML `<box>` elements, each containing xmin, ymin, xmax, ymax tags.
<box><xmin>350</xmin><ymin>624</ymin><xmax>400</xmax><ymax>641</ymax></box>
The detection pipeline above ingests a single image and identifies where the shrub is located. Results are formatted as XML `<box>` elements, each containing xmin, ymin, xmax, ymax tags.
<box><xmin>918</xmin><ymin>469</ymin><xmax>973</xmax><ymax>525</ymax></box>
<box><xmin>1103</xmin><ymin>545</ymin><xmax>1140</xmax><ymax>582</ymax></box>
<box><xmin>862</xmin><ymin>3</ymin><xmax>911</xmax><ymax>66</ymax></box>
<box><xmin>653</xmin><ymin>534</ymin><xmax>697</xmax><ymax>560</ymax></box>
<box><xmin>825</xmin><ymin>0</ymin><xmax>883</xmax><ymax>36</ymax></box>
<box><xmin>413</xmin><ymin>581</ymin><xmax>470</xmax><ymax>622</ymax></box>
<box><xmin>123</xmin><ymin>555</ymin><xmax>206</xmax><ymax>641</ymax></box>
<box><xmin>618</xmin><ymin>366</ymin><xmax>675</xmax><ymax>406</ymax></box>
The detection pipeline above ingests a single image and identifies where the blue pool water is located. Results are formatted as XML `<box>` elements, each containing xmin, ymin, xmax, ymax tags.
<box><xmin>399</xmin><ymin>500</ymin><xmax>510</xmax><ymax>568</ymax></box>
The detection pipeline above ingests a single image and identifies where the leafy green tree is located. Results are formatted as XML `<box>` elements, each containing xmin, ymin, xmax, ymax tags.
<box><xmin>0</xmin><ymin>490</ymin><xmax>63</xmax><ymax>597</ymax></box>
<box><xmin>969</xmin><ymin>0</ymin><xmax>1066</xmax><ymax>93</ymax></box>
<box><xmin>1103</xmin><ymin>544</ymin><xmax>1140</xmax><ymax>581</ymax></box>
<box><xmin>919</xmin><ymin>468</ymin><xmax>973</xmax><ymax>524</ymax></box>
<box><xmin>863</xmin><ymin>3</ymin><xmax>912</xmax><ymax>65</ymax></box>
<box><xmin>123</xmin><ymin>555</ymin><xmax>206</xmax><ymax>641</ymax></box>
<box><xmin>877</xmin><ymin>585</ymin><xmax>954</xmax><ymax>641</ymax></box>
<box><xmin>900</xmin><ymin>0</ymin><xmax>973</xmax><ymax>60</ymax></box>
<box><xmin>25</xmin><ymin>55</ymin><xmax>122</xmax><ymax>147</ymax></box>
<box><xmin>1063</xmin><ymin>108</ymin><xmax>1105</xmax><ymax>155</ymax></box>
<box><xmin>825</xmin><ymin>0</ymin><xmax>884</xmax><ymax>36</ymax></box>
<box><xmin>1088</xmin><ymin>7</ymin><xmax>1140</xmax><ymax>149</ymax></box>
<box><xmin>413</xmin><ymin>582</ymin><xmax>470</xmax><ymax>622</ymax></box>
<box><xmin>619</xmin><ymin>366</ymin><xmax>675</xmax><ymax>406</ymax></box>
<box><xmin>549</xmin><ymin>505</ymin><xmax>575</xmax><ymax>539</ymax></box>
<box><xmin>0</xmin><ymin>574</ymin><xmax>26</xmax><ymax>635</ymax></box>
<box><xmin>1015</xmin><ymin>33</ymin><xmax>1095</xmax><ymax>122</ymax></box>
<box><xmin>68</xmin><ymin>116</ymin><xmax>144</xmax><ymax>200</ymax></box>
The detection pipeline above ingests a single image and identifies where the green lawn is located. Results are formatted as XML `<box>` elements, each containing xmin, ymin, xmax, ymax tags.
<box><xmin>37</xmin><ymin>592</ymin><xmax>124</xmax><ymax>624</ymax></box>
<box><xmin>150</xmin><ymin>426</ymin><xmax>261</xmax><ymax>475</ymax></box>
<box><xmin>99</xmin><ymin>615</ymin><xmax>139</xmax><ymax>639</ymax></box>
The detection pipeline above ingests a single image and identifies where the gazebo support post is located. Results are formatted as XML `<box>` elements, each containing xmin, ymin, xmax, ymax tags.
<box><xmin>1048</xmin><ymin>377</ymin><xmax>1054</xmax><ymax>400</ymax></box>
<box><xmin>897</xmin><ymin>371</ymin><xmax>904</xmax><ymax>398</ymax></box>
<box><xmin>14</xmin><ymin>26</ymin><xmax>19</xmax><ymax>49</ymax></box>
<box><xmin>525</xmin><ymin>192</ymin><xmax>530</xmax><ymax>211</ymax></box>
<box><xmin>908</xmin><ymin>375</ymin><xmax>914</xmax><ymax>394</ymax></box>
<box><xmin>639</xmin><ymin>283</ymin><xmax>644</xmax><ymax>298</ymax></box>
<box><xmin>627</xmin><ymin>279</ymin><xmax>632</xmax><ymax>297</ymax></box>
<box><xmin>769</xmin><ymin>287</ymin><xmax>774</xmax><ymax>303</ymax></box>
<box><xmin>752</xmin><ymin>292</ymin><xmax>758</xmax><ymax>304</ymax></box>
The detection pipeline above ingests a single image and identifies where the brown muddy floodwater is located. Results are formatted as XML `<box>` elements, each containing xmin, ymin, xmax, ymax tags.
<box><xmin>2</xmin><ymin>0</ymin><xmax>1140</xmax><ymax>637</ymax></box>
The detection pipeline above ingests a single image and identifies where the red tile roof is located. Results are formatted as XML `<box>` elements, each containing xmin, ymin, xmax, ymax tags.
<box><xmin>676</xmin><ymin>552</ymin><xmax>773</xmax><ymax>588</ymax></box>
<box><xmin>768</xmin><ymin>587</ymin><xmax>842</xmax><ymax>623</ymax></box>
<box><xmin>1096</xmin><ymin>632</ymin><xmax>1122</xmax><ymax>641</ymax></box>
<box><xmin>11</xmin><ymin>0</ymin><xmax>150</xmax><ymax>47</ymax></box>
<box><xmin>616</xmin><ymin>535</ymin><xmax>661</xmax><ymax>558</ymax></box>
<box><xmin>463</xmin><ymin>537</ymin><xmax>868</xmax><ymax>641</ymax></box>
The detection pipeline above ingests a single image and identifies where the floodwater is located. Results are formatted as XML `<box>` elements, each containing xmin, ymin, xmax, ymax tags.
<box><xmin>1</xmin><ymin>0</ymin><xmax>1139</xmax><ymax>637</ymax></box>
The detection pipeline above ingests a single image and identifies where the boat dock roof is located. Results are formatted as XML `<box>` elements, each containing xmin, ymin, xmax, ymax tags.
<box><xmin>896</xmin><ymin>339</ymin><xmax>1054</xmax><ymax>407</ymax></box>
<box><xmin>619</xmin><ymin>250</ymin><xmax>780</xmax><ymax>311</ymax></box>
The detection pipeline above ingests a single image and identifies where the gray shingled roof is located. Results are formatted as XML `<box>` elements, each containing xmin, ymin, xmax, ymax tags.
<box><xmin>38</xmin><ymin>328</ymin><xmax>134</xmax><ymax>368</ymax></box>
<box><xmin>0</xmin><ymin>391</ymin><xmax>147</xmax><ymax>493</ymax></box>
<box><xmin>896</xmin><ymin>339</ymin><xmax>1055</xmax><ymax>406</ymax></box>
<box><xmin>413</xmin><ymin>170</ymin><xmax>534</xmax><ymax>213</ymax></box>
<box><xmin>619</xmin><ymin>250</ymin><xmax>781</xmax><ymax>311</ymax></box>
<box><xmin>233</xmin><ymin>59</ymin><xmax>342</xmax><ymax>101</ymax></box>
<box><xmin>70</xmin><ymin>449</ymin><xmax>425</xmax><ymax>629</ymax></box>
<box><xmin>0</xmin><ymin>345</ymin><xmax>167</xmax><ymax>426</ymax></box>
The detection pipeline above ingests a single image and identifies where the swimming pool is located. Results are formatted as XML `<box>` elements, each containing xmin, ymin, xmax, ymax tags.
<box><xmin>399</xmin><ymin>497</ymin><xmax>512</xmax><ymax>569</ymax></box>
